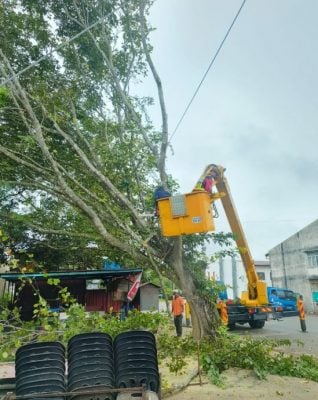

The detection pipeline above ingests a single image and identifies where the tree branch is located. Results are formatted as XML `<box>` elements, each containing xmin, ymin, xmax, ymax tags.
<box><xmin>44</xmin><ymin>112</ymin><xmax>147</xmax><ymax>229</ymax></box>
<box><xmin>26</xmin><ymin>223</ymin><xmax>99</xmax><ymax>240</ymax></box>
<box><xmin>0</xmin><ymin>144</ymin><xmax>51</xmax><ymax>177</ymax></box>
<box><xmin>72</xmin><ymin>6</ymin><xmax>159</xmax><ymax>158</ymax></box>
<box><xmin>56</xmin><ymin>163</ymin><xmax>150</xmax><ymax>247</ymax></box>
<box><xmin>139</xmin><ymin>0</ymin><xmax>169</xmax><ymax>186</ymax></box>
<box><xmin>1</xmin><ymin>51</ymin><xmax>156</xmax><ymax>266</ymax></box>
<box><xmin>69</xmin><ymin>100</ymin><xmax>103</xmax><ymax>169</ymax></box>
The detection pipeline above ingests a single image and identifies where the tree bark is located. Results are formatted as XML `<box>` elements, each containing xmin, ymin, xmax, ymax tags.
<box><xmin>167</xmin><ymin>238</ymin><xmax>221</xmax><ymax>340</ymax></box>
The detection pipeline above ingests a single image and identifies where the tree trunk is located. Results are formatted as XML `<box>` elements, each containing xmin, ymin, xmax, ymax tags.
<box><xmin>187</xmin><ymin>296</ymin><xmax>220</xmax><ymax>340</ymax></box>
<box><xmin>168</xmin><ymin>237</ymin><xmax>221</xmax><ymax>340</ymax></box>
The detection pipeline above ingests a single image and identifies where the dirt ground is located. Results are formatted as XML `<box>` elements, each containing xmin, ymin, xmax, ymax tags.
<box><xmin>164</xmin><ymin>368</ymin><xmax>318</xmax><ymax>400</ymax></box>
<box><xmin>159</xmin><ymin>355</ymin><xmax>318</xmax><ymax>400</ymax></box>
<box><xmin>1</xmin><ymin>361</ymin><xmax>318</xmax><ymax>400</ymax></box>
<box><xmin>159</xmin><ymin>317</ymin><xmax>318</xmax><ymax>399</ymax></box>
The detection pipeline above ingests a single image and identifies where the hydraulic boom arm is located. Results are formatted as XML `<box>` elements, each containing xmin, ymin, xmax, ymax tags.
<box><xmin>194</xmin><ymin>164</ymin><xmax>262</xmax><ymax>302</ymax></box>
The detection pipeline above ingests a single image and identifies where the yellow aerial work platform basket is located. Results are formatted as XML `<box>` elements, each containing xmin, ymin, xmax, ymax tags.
<box><xmin>157</xmin><ymin>191</ymin><xmax>215</xmax><ymax>236</ymax></box>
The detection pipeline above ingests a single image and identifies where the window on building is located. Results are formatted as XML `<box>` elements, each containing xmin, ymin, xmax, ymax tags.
<box><xmin>307</xmin><ymin>252</ymin><xmax>318</xmax><ymax>267</ymax></box>
<box><xmin>257</xmin><ymin>272</ymin><xmax>265</xmax><ymax>280</ymax></box>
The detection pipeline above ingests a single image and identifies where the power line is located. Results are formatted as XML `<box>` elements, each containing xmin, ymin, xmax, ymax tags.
<box><xmin>169</xmin><ymin>0</ymin><xmax>247</xmax><ymax>143</ymax></box>
<box><xmin>2</xmin><ymin>16</ymin><xmax>107</xmax><ymax>85</ymax></box>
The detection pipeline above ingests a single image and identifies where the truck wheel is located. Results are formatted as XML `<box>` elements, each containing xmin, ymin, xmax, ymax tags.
<box><xmin>249</xmin><ymin>320</ymin><xmax>265</xmax><ymax>329</ymax></box>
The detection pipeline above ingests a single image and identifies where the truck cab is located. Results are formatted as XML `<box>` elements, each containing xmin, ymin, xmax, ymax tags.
<box><xmin>267</xmin><ymin>287</ymin><xmax>298</xmax><ymax>317</ymax></box>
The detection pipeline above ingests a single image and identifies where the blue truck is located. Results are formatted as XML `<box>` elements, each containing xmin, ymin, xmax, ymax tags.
<box><xmin>267</xmin><ymin>287</ymin><xmax>299</xmax><ymax>317</ymax></box>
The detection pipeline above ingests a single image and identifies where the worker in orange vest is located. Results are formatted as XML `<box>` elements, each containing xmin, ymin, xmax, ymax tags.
<box><xmin>297</xmin><ymin>295</ymin><xmax>306</xmax><ymax>332</ymax></box>
<box><xmin>218</xmin><ymin>299</ymin><xmax>228</xmax><ymax>326</ymax></box>
<box><xmin>184</xmin><ymin>300</ymin><xmax>191</xmax><ymax>327</ymax></box>
<box><xmin>172</xmin><ymin>291</ymin><xmax>184</xmax><ymax>337</ymax></box>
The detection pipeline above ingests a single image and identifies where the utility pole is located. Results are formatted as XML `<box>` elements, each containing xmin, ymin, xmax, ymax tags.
<box><xmin>232</xmin><ymin>256</ymin><xmax>238</xmax><ymax>299</ymax></box>
<box><xmin>219</xmin><ymin>257</ymin><xmax>224</xmax><ymax>282</ymax></box>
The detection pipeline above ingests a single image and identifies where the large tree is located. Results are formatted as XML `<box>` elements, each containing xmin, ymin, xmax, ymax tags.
<box><xmin>0</xmin><ymin>0</ymin><xmax>232</xmax><ymax>338</ymax></box>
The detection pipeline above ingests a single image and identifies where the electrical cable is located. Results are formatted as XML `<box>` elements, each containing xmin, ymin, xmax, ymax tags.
<box><xmin>168</xmin><ymin>0</ymin><xmax>247</xmax><ymax>143</ymax></box>
<box><xmin>1</xmin><ymin>16</ymin><xmax>107</xmax><ymax>85</ymax></box>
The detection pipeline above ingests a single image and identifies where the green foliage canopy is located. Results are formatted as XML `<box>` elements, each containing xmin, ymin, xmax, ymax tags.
<box><xmin>0</xmin><ymin>0</ymin><xmax>164</xmax><ymax>269</ymax></box>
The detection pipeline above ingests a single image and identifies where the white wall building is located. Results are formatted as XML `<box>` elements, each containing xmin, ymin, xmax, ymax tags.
<box><xmin>267</xmin><ymin>219</ymin><xmax>318</xmax><ymax>313</ymax></box>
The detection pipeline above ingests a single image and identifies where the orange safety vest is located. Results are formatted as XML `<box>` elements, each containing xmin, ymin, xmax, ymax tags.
<box><xmin>219</xmin><ymin>301</ymin><xmax>228</xmax><ymax>326</ymax></box>
<box><xmin>184</xmin><ymin>301</ymin><xmax>191</xmax><ymax>319</ymax></box>
<box><xmin>297</xmin><ymin>298</ymin><xmax>305</xmax><ymax>320</ymax></box>
<box><xmin>172</xmin><ymin>296</ymin><xmax>184</xmax><ymax>316</ymax></box>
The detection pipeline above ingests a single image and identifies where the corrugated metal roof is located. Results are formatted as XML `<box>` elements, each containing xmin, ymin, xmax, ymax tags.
<box><xmin>0</xmin><ymin>268</ymin><xmax>143</xmax><ymax>281</ymax></box>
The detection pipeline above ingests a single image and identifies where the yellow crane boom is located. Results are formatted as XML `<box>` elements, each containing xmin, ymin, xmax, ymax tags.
<box><xmin>194</xmin><ymin>164</ymin><xmax>268</xmax><ymax>306</ymax></box>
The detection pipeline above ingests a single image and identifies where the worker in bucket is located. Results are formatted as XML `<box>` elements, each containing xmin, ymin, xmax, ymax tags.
<box><xmin>200</xmin><ymin>170</ymin><xmax>218</xmax><ymax>193</ymax></box>
<box><xmin>153</xmin><ymin>186</ymin><xmax>171</xmax><ymax>216</ymax></box>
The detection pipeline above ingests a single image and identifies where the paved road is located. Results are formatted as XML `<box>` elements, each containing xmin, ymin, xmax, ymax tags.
<box><xmin>233</xmin><ymin>315</ymin><xmax>318</xmax><ymax>356</ymax></box>
<box><xmin>160</xmin><ymin>299</ymin><xmax>318</xmax><ymax>356</ymax></box>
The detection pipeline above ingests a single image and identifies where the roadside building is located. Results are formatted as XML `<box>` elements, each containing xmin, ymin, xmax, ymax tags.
<box><xmin>139</xmin><ymin>283</ymin><xmax>160</xmax><ymax>311</ymax></box>
<box><xmin>255</xmin><ymin>260</ymin><xmax>272</xmax><ymax>287</ymax></box>
<box><xmin>0</xmin><ymin>265</ymin><xmax>9</xmax><ymax>299</ymax></box>
<box><xmin>267</xmin><ymin>219</ymin><xmax>318</xmax><ymax>313</ymax></box>
<box><xmin>0</xmin><ymin>268</ymin><xmax>144</xmax><ymax>320</ymax></box>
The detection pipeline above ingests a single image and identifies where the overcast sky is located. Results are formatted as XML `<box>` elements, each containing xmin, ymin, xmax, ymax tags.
<box><xmin>137</xmin><ymin>0</ymin><xmax>318</xmax><ymax>260</ymax></box>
